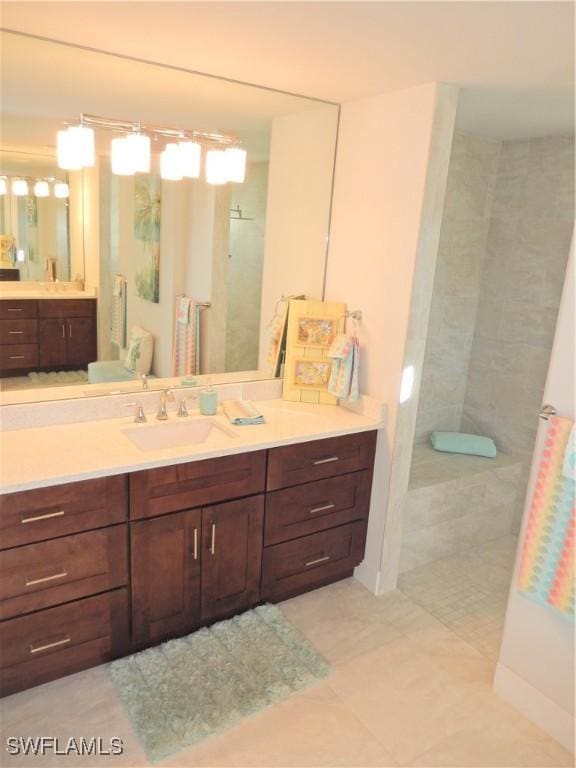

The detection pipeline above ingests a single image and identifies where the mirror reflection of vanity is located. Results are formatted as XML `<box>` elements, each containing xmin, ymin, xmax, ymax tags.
<box><xmin>0</xmin><ymin>31</ymin><xmax>339</xmax><ymax>400</ymax></box>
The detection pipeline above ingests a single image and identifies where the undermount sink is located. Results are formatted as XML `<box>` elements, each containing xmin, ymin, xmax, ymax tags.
<box><xmin>122</xmin><ymin>418</ymin><xmax>236</xmax><ymax>452</ymax></box>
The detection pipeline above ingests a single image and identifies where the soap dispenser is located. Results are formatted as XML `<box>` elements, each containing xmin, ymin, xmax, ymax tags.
<box><xmin>199</xmin><ymin>378</ymin><xmax>218</xmax><ymax>415</ymax></box>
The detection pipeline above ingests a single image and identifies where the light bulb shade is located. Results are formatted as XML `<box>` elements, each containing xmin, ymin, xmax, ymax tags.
<box><xmin>54</xmin><ymin>182</ymin><xmax>69</xmax><ymax>199</ymax></box>
<box><xmin>179</xmin><ymin>140</ymin><xmax>201</xmax><ymax>178</ymax></box>
<box><xmin>205</xmin><ymin>149</ymin><xmax>227</xmax><ymax>185</ymax></box>
<box><xmin>12</xmin><ymin>179</ymin><xmax>29</xmax><ymax>196</ymax></box>
<box><xmin>34</xmin><ymin>180</ymin><xmax>50</xmax><ymax>198</ymax></box>
<box><xmin>126</xmin><ymin>132</ymin><xmax>151</xmax><ymax>173</ymax></box>
<box><xmin>225</xmin><ymin>147</ymin><xmax>247</xmax><ymax>183</ymax></box>
<box><xmin>111</xmin><ymin>136</ymin><xmax>136</xmax><ymax>176</ymax></box>
<box><xmin>160</xmin><ymin>143</ymin><xmax>183</xmax><ymax>180</ymax></box>
<box><xmin>57</xmin><ymin>125</ymin><xmax>94</xmax><ymax>170</ymax></box>
<box><xmin>0</xmin><ymin>178</ymin><xmax>6</xmax><ymax>195</ymax></box>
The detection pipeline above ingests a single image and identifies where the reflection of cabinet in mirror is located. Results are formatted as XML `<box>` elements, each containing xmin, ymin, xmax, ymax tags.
<box><xmin>0</xmin><ymin>299</ymin><xmax>96</xmax><ymax>377</ymax></box>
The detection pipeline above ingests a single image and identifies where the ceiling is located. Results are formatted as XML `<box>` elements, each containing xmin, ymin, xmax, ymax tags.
<box><xmin>1</xmin><ymin>1</ymin><xmax>574</xmax><ymax>139</ymax></box>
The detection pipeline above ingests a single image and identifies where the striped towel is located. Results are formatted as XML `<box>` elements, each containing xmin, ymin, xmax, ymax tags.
<box><xmin>518</xmin><ymin>416</ymin><xmax>575</xmax><ymax>618</ymax></box>
<box><xmin>172</xmin><ymin>296</ymin><xmax>197</xmax><ymax>376</ymax></box>
<box><xmin>111</xmin><ymin>274</ymin><xmax>127</xmax><ymax>348</ymax></box>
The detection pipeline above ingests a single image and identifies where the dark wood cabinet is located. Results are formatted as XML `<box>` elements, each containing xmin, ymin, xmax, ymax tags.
<box><xmin>130</xmin><ymin>509</ymin><xmax>202</xmax><ymax>646</ymax></box>
<box><xmin>0</xmin><ymin>431</ymin><xmax>377</xmax><ymax>696</ymax></box>
<box><xmin>201</xmin><ymin>496</ymin><xmax>264</xmax><ymax>623</ymax></box>
<box><xmin>0</xmin><ymin>298</ymin><xmax>97</xmax><ymax>376</ymax></box>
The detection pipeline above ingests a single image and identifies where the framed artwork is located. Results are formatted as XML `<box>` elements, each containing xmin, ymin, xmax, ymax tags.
<box><xmin>283</xmin><ymin>298</ymin><xmax>346</xmax><ymax>404</ymax></box>
<box><xmin>134</xmin><ymin>175</ymin><xmax>161</xmax><ymax>303</ymax></box>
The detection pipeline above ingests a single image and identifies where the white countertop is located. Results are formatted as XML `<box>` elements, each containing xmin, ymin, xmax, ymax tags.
<box><xmin>0</xmin><ymin>399</ymin><xmax>383</xmax><ymax>494</ymax></box>
<box><xmin>0</xmin><ymin>292</ymin><xmax>96</xmax><ymax>300</ymax></box>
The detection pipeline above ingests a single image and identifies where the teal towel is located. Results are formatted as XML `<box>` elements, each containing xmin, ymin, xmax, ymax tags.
<box><xmin>431</xmin><ymin>431</ymin><xmax>497</xmax><ymax>458</ymax></box>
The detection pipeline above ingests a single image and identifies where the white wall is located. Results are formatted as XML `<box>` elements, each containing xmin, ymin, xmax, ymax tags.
<box><xmin>324</xmin><ymin>82</ymin><xmax>458</xmax><ymax>592</ymax></box>
<box><xmin>494</xmin><ymin>232</ymin><xmax>575</xmax><ymax>752</ymax></box>
<box><xmin>259</xmin><ymin>105</ymin><xmax>338</xmax><ymax>369</ymax></box>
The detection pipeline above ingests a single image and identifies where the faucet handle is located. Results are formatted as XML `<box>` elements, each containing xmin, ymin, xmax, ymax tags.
<box><xmin>125</xmin><ymin>401</ymin><xmax>147</xmax><ymax>423</ymax></box>
<box><xmin>176</xmin><ymin>393</ymin><xmax>198</xmax><ymax>418</ymax></box>
<box><xmin>140</xmin><ymin>373</ymin><xmax>149</xmax><ymax>391</ymax></box>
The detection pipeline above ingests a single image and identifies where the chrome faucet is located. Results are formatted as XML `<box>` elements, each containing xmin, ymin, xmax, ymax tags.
<box><xmin>140</xmin><ymin>373</ymin><xmax>149</xmax><ymax>391</ymax></box>
<box><xmin>125</xmin><ymin>401</ymin><xmax>147</xmax><ymax>423</ymax></box>
<box><xmin>156</xmin><ymin>388</ymin><xmax>175</xmax><ymax>421</ymax></box>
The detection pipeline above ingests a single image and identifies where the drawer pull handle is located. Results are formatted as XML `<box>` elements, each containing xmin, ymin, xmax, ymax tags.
<box><xmin>22</xmin><ymin>510</ymin><xmax>65</xmax><ymax>524</ymax></box>
<box><xmin>192</xmin><ymin>528</ymin><xmax>198</xmax><ymax>560</ymax></box>
<box><xmin>30</xmin><ymin>637</ymin><xmax>71</xmax><ymax>655</ymax></box>
<box><xmin>210</xmin><ymin>523</ymin><xmax>216</xmax><ymax>555</ymax></box>
<box><xmin>69</xmin><ymin>323</ymin><xmax>72</xmax><ymax>338</ymax></box>
<box><xmin>309</xmin><ymin>503</ymin><xmax>336</xmax><ymax>515</ymax></box>
<box><xmin>7</xmin><ymin>308</ymin><xmax>22</xmax><ymax>312</ymax></box>
<box><xmin>8</xmin><ymin>330</ymin><xmax>24</xmax><ymax>334</ymax></box>
<box><xmin>305</xmin><ymin>555</ymin><xmax>330</xmax><ymax>567</ymax></box>
<box><xmin>26</xmin><ymin>571</ymin><xmax>68</xmax><ymax>587</ymax></box>
<box><xmin>9</xmin><ymin>355</ymin><xmax>25</xmax><ymax>360</ymax></box>
<box><xmin>313</xmin><ymin>456</ymin><xmax>339</xmax><ymax>465</ymax></box>
<box><xmin>61</xmin><ymin>323</ymin><xmax>65</xmax><ymax>338</ymax></box>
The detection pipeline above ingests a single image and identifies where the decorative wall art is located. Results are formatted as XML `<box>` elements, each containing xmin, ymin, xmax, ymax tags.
<box><xmin>283</xmin><ymin>298</ymin><xmax>346</xmax><ymax>404</ymax></box>
<box><xmin>134</xmin><ymin>175</ymin><xmax>161</xmax><ymax>303</ymax></box>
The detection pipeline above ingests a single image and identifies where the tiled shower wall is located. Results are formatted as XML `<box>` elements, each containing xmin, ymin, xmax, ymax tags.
<box><xmin>414</xmin><ymin>132</ymin><xmax>500</xmax><ymax>441</ymax></box>
<box><xmin>462</xmin><ymin>136</ymin><xmax>574</xmax><ymax>462</ymax></box>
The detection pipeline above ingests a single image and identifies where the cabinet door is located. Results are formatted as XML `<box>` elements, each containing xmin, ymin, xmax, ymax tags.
<box><xmin>66</xmin><ymin>317</ymin><xmax>96</xmax><ymax>367</ymax></box>
<box><xmin>130</xmin><ymin>509</ymin><xmax>201</xmax><ymax>646</ymax></box>
<box><xmin>38</xmin><ymin>319</ymin><xmax>67</xmax><ymax>367</ymax></box>
<box><xmin>201</xmin><ymin>495</ymin><xmax>264</xmax><ymax>623</ymax></box>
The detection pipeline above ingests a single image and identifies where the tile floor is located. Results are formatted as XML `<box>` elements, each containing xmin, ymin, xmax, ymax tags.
<box><xmin>1</xmin><ymin>539</ymin><xmax>573</xmax><ymax>768</ymax></box>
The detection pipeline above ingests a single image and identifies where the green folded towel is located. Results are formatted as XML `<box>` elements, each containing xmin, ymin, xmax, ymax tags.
<box><xmin>430</xmin><ymin>431</ymin><xmax>497</xmax><ymax>458</ymax></box>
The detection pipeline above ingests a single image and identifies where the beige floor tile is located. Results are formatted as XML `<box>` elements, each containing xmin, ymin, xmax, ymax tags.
<box><xmin>0</xmin><ymin>667</ymin><xmax>148</xmax><ymax>767</ymax></box>
<box><xmin>407</xmin><ymin>697</ymin><xmax>574</xmax><ymax>767</ymax></box>
<box><xmin>327</xmin><ymin>637</ymin><xmax>494</xmax><ymax>765</ymax></box>
<box><xmin>211</xmin><ymin>681</ymin><xmax>397</xmax><ymax>767</ymax></box>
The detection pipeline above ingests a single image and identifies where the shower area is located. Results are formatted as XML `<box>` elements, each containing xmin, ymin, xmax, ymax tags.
<box><xmin>397</xmin><ymin>130</ymin><xmax>574</xmax><ymax>658</ymax></box>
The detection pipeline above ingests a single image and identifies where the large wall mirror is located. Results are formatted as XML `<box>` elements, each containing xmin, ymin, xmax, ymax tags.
<box><xmin>0</xmin><ymin>30</ymin><xmax>339</xmax><ymax>402</ymax></box>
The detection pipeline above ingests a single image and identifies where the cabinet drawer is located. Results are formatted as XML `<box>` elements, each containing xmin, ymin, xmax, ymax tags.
<box><xmin>38</xmin><ymin>299</ymin><xmax>96</xmax><ymax>319</ymax></box>
<box><xmin>0</xmin><ymin>475</ymin><xmax>128</xmax><ymax>550</ymax></box>
<box><xmin>265</xmin><ymin>471</ymin><xmax>372</xmax><ymax>546</ymax></box>
<box><xmin>0</xmin><ymin>319</ymin><xmax>38</xmax><ymax>345</ymax></box>
<box><xmin>130</xmin><ymin>451</ymin><xmax>266</xmax><ymax>520</ymax></box>
<box><xmin>0</xmin><ymin>344</ymin><xmax>38</xmax><ymax>370</ymax></box>
<box><xmin>0</xmin><ymin>300</ymin><xmax>37</xmax><ymax>320</ymax></box>
<box><xmin>0</xmin><ymin>526</ymin><xmax>127</xmax><ymax>620</ymax></box>
<box><xmin>267</xmin><ymin>431</ymin><xmax>377</xmax><ymax>490</ymax></box>
<box><xmin>0</xmin><ymin>589</ymin><xmax>129</xmax><ymax>697</ymax></box>
<box><xmin>261</xmin><ymin>521</ymin><xmax>367</xmax><ymax>602</ymax></box>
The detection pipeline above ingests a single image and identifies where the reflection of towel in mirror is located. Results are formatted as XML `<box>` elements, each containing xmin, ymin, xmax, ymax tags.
<box><xmin>111</xmin><ymin>274</ymin><xmax>127</xmax><ymax>348</ymax></box>
<box><xmin>172</xmin><ymin>296</ymin><xmax>197</xmax><ymax>375</ymax></box>
<box><xmin>327</xmin><ymin>334</ymin><xmax>359</xmax><ymax>401</ymax></box>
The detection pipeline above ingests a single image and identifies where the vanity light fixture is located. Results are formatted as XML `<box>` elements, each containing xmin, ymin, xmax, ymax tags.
<box><xmin>225</xmin><ymin>147</ymin><xmax>247</xmax><ymax>183</ymax></box>
<box><xmin>111</xmin><ymin>136</ymin><xmax>136</xmax><ymax>176</ymax></box>
<box><xmin>56</xmin><ymin>113</ymin><xmax>246</xmax><ymax>185</ymax></box>
<box><xmin>0</xmin><ymin>178</ymin><xmax>6</xmax><ymax>195</ymax></box>
<box><xmin>33</xmin><ymin>180</ymin><xmax>50</xmax><ymax>198</ymax></box>
<box><xmin>11</xmin><ymin>178</ymin><xmax>29</xmax><ymax>196</ymax></box>
<box><xmin>160</xmin><ymin>143</ymin><xmax>184</xmax><ymax>181</ymax></box>
<box><xmin>54</xmin><ymin>182</ymin><xmax>70</xmax><ymax>199</ymax></box>
<box><xmin>57</xmin><ymin>124</ymin><xmax>95</xmax><ymax>170</ymax></box>
<box><xmin>126</xmin><ymin>132</ymin><xmax>151</xmax><ymax>173</ymax></box>
<box><xmin>179</xmin><ymin>140</ymin><xmax>201</xmax><ymax>179</ymax></box>
<box><xmin>205</xmin><ymin>149</ymin><xmax>228</xmax><ymax>185</ymax></box>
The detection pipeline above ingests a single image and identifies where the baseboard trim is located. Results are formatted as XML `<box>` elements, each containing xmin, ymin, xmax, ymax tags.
<box><xmin>494</xmin><ymin>662</ymin><xmax>575</xmax><ymax>753</ymax></box>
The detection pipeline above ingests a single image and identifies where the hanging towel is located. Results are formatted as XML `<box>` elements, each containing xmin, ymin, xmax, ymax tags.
<box><xmin>518</xmin><ymin>416</ymin><xmax>575</xmax><ymax>619</ymax></box>
<box><xmin>111</xmin><ymin>274</ymin><xmax>127</xmax><ymax>348</ymax></box>
<box><xmin>172</xmin><ymin>296</ymin><xmax>197</xmax><ymax>376</ymax></box>
<box><xmin>562</xmin><ymin>423</ymin><xmax>576</xmax><ymax>480</ymax></box>
<box><xmin>327</xmin><ymin>334</ymin><xmax>359</xmax><ymax>402</ymax></box>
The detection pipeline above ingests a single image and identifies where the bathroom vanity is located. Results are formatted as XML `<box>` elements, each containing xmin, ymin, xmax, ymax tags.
<box><xmin>0</xmin><ymin>298</ymin><xmax>97</xmax><ymax>377</ymax></box>
<box><xmin>0</xmin><ymin>427</ymin><xmax>376</xmax><ymax>696</ymax></box>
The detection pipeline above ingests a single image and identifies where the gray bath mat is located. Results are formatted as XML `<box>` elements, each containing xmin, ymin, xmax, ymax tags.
<box><xmin>109</xmin><ymin>603</ymin><xmax>330</xmax><ymax>762</ymax></box>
